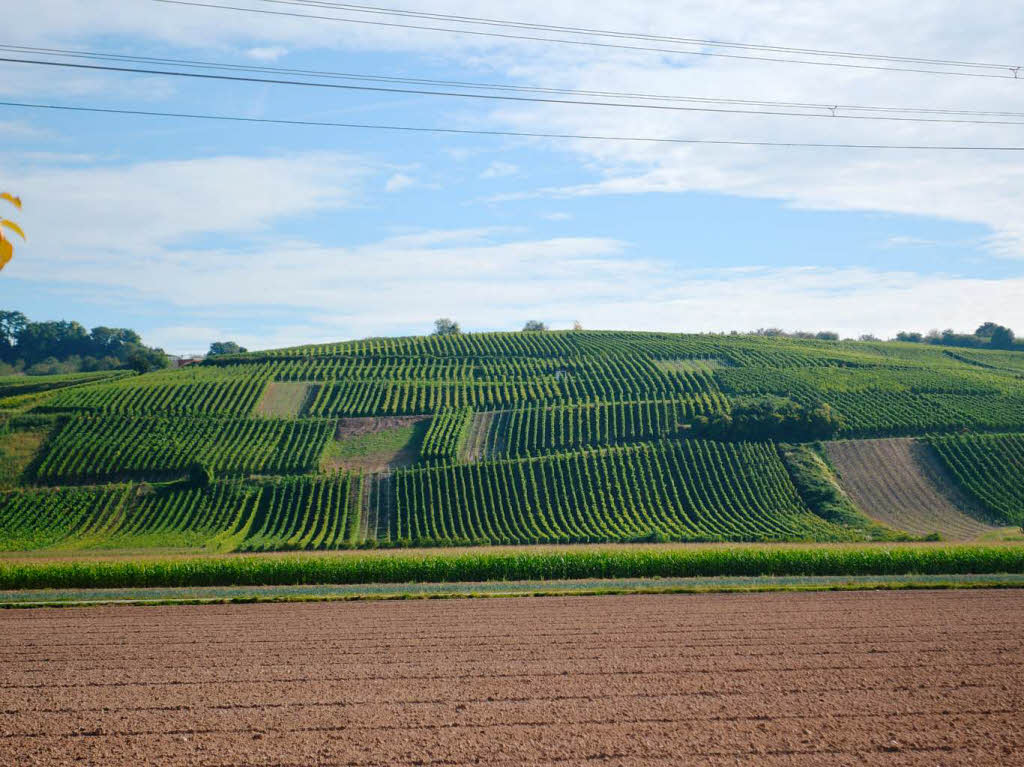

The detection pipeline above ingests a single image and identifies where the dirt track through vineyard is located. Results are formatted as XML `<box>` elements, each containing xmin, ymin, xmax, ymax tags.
<box><xmin>1</xmin><ymin>591</ymin><xmax>1023</xmax><ymax>765</ymax></box>
<box><xmin>826</xmin><ymin>438</ymin><xmax>996</xmax><ymax>540</ymax></box>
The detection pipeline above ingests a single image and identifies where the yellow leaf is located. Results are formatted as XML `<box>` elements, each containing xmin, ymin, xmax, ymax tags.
<box><xmin>0</xmin><ymin>193</ymin><xmax>21</xmax><ymax>210</ymax></box>
<box><xmin>1</xmin><ymin>220</ymin><xmax>25</xmax><ymax>240</ymax></box>
<box><xmin>0</xmin><ymin>236</ymin><xmax>12</xmax><ymax>271</ymax></box>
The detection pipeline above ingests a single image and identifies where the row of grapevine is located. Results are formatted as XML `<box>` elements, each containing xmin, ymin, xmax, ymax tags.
<box><xmin>0</xmin><ymin>485</ymin><xmax>127</xmax><ymax>550</ymax></box>
<box><xmin>37</xmin><ymin>376</ymin><xmax>268</xmax><ymax>417</ymax></box>
<box><xmin>238</xmin><ymin>473</ymin><xmax>361</xmax><ymax>551</ymax></box>
<box><xmin>716</xmin><ymin>363</ymin><xmax>1024</xmax><ymax>437</ymax></box>
<box><xmin>305</xmin><ymin>369</ymin><xmax>716</xmax><ymax>418</ymax></box>
<box><xmin>32</xmin><ymin>416</ymin><xmax>335</xmax><ymax>483</ymax></box>
<box><xmin>221</xmin><ymin>329</ymin><xmax>902</xmax><ymax>365</ymax></box>
<box><xmin>494</xmin><ymin>396</ymin><xmax>727</xmax><ymax>456</ymax></box>
<box><xmin>227</xmin><ymin>351</ymin><xmax>717</xmax><ymax>391</ymax></box>
<box><xmin>825</xmin><ymin>392</ymin><xmax>1024</xmax><ymax>437</ymax></box>
<box><xmin>929</xmin><ymin>434</ymin><xmax>1024</xmax><ymax>525</ymax></box>
<box><xmin>944</xmin><ymin>348</ymin><xmax>1024</xmax><ymax>375</ymax></box>
<box><xmin>0</xmin><ymin>370</ymin><xmax>134</xmax><ymax>399</ymax></box>
<box><xmin>388</xmin><ymin>440</ymin><xmax>847</xmax><ymax>545</ymax></box>
<box><xmin>420</xmin><ymin>408</ymin><xmax>473</xmax><ymax>461</ymax></box>
<box><xmin>0</xmin><ymin>481</ymin><xmax>259</xmax><ymax>550</ymax></box>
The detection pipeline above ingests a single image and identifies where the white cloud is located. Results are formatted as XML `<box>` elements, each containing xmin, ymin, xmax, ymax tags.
<box><xmin>4</xmin><ymin>151</ymin><xmax>372</xmax><ymax>257</ymax></box>
<box><xmin>15</xmin><ymin>0</ymin><xmax>1024</xmax><ymax>259</ymax></box>
<box><xmin>245</xmin><ymin>46</ymin><xmax>288</xmax><ymax>61</ymax></box>
<box><xmin>384</xmin><ymin>173</ymin><xmax>417</xmax><ymax>192</ymax></box>
<box><xmin>109</xmin><ymin>260</ymin><xmax>1024</xmax><ymax>352</ymax></box>
<box><xmin>543</xmin><ymin>212</ymin><xmax>573</xmax><ymax>221</ymax></box>
<box><xmin>0</xmin><ymin>121</ymin><xmax>47</xmax><ymax>139</ymax></box>
<box><xmin>10</xmin><ymin>0</ymin><xmax>1024</xmax><ymax>352</ymax></box>
<box><xmin>882</xmin><ymin>236</ymin><xmax>947</xmax><ymax>248</ymax></box>
<box><xmin>481</xmin><ymin>161</ymin><xmax>520</xmax><ymax>179</ymax></box>
<box><xmin>11</xmin><ymin>179</ymin><xmax>1024</xmax><ymax>350</ymax></box>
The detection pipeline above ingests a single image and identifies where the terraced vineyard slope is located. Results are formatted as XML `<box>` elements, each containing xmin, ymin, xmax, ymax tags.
<box><xmin>3</xmin><ymin>330</ymin><xmax>1024</xmax><ymax>551</ymax></box>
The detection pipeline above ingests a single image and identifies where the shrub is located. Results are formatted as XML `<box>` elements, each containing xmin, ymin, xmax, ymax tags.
<box><xmin>187</xmin><ymin>461</ymin><xmax>214</xmax><ymax>488</ymax></box>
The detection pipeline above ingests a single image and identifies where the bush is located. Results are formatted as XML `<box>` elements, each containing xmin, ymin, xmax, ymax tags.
<box><xmin>186</xmin><ymin>461</ymin><xmax>214</xmax><ymax>488</ymax></box>
<box><xmin>694</xmin><ymin>396</ymin><xmax>843</xmax><ymax>442</ymax></box>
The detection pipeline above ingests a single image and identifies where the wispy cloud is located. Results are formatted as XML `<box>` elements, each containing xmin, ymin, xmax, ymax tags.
<box><xmin>481</xmin><ymin>161</ymin><xmax>520</xmax><ymax>179</ymax></box>
<box><xmin>245</xmin><ymin>46</ymin><xmax>288</xmax><ymax>61</ymax></box>
<box><xmin>384</xmin><ymin>173</ymin><xmax>417</xmax><ymax>193</ymax></box>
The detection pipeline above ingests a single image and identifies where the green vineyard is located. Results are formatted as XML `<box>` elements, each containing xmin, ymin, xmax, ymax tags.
<box><xmin>420</xmin><ymin>408</ymin><xmax>472</xmax><ymax>462</ymax></box>
<box><xmin>495</xmin><ymin>396</ymin><xmax>725</xmax><ymax>456</ymax></box>
<box><xmin>930</xmin><ymin>433</ymin><xmax>1024</xmax><ymax>526</ymax></box>
<box><xmin>3</xmin><ymin>329</ymin><xmax>1024</xmax><ymax>551</ymax></box>
<box><xmin>390</xmin><ymin>440</ymin><xmax>846</xmax><ymax>545</ymax></box>
<box><xmin>31</xmin><ymin>416</ymin><xmax>335</xmax><ymax>484</ymax></box>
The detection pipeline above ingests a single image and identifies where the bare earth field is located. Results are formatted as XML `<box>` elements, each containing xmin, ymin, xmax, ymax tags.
<box><xmin>827</xmin><ymin>438</ymin><xmax>997</xmax><ymax>540</ymax></box>
<box><xmin>1</xmin><ymin>591</ymin><xmax>1023</xmax><ymax>766</ymax></box>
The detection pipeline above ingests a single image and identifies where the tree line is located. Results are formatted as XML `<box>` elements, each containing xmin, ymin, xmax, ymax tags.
<box><xmin>0</xmin><ymin>310</ymin><xmax>168</xmax><ymax>375</ymax></box>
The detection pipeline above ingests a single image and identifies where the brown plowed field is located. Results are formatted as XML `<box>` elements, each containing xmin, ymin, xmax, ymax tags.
<box><xmin>1</xmin><ymin>591</ymin><xmax>1023</xmax><ymax>765</ymax></box>
<box><xmin>827</xmin><ymin>438</ymin><xmax>996</xmax><ymax>540</ymax></box>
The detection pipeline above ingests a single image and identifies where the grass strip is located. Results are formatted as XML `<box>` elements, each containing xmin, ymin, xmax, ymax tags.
<box><xmin>3</xmin><ymin>578</ymin><xmax>1024</xmax><ymax>609</ymax></box>
<box><xmin>2</xmin><ymin>545</ymin><xmax>1024</xmax><ymax>590</ymax></box>
<box><xmin>4</xmin><ymin>573</ymin><xmax>1023</xmax><ymax>606</ymax></box>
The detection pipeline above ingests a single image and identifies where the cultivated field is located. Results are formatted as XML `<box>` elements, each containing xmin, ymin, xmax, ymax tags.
<box><xmin>826</xmin><ymin>438</ymin><xmax>995</xmax><ymax>540</ymax></box>
<box><xmin>1</xmin><ymin>590</ymin><xmax>1022</xmax><ymax>765</ymax></box>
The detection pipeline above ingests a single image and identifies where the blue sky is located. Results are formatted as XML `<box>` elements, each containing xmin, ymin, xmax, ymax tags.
<box><xmin>2</xmin><ymin>1</ymin><xmax>1024</xmax><ymax>353</ymax></box>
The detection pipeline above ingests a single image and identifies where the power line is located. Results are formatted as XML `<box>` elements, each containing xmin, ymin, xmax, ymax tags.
<box><xmin>6</xmin><ymin>55</ymin><xmax>1024</xmax><ymax>126</ymax></box>
<box><xmin>3</xmin><ymin>100</ymin><xmax>1024</xmax><ymax>150</ymax></box>
<box><xmin>263</xmin><ymin>0</ymin><xmax>1019</xmax><ymax>72</ymax></box>
<box><xmin>150</xmin><ymin>0</ymin><xmax>1024</xmax><ymax>80</ymax></box>
<box><xmin>5</xmin><ymin>43</ymin><xmax>1024</xmax><ymax>119</ymax></box>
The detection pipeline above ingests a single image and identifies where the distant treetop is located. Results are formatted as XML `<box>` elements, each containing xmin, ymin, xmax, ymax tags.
<box><xmin>208</xmin><ymin>341</ymin><xmax>248</xmax><ymax>356</ymax></box>
<box><xmin>432</xmin><ymin>318</ymin><xmax>461</xmax><ymax>336</ymax></box>
<box><xmin>522</xmin><ymin>320</ymin><xmax>549</xmax><ymax>332</ymax></box>
<box><xmin>894</xmin><ymin>321</ymin><xmax>1017</xmax><ymax>350</ymax></box>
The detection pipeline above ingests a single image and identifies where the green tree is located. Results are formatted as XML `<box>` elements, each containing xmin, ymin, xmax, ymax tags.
<box><xmin>208</xmin><ymin>341</ymin><xmax>248</xmax><ymax>356</ymax></box>
<box><xmin>522</xmin><ymin>320</ymin><xmax>548</xmax><ymax>332</ymax></box>
<box><xmin>432</xmin><ymin>318</ymin><xmax>461</xmax><ymax>336</ymax></box>
<box><xmin>186</xmin><ymin>461</ymin><xmax>214</xmax><ymax>488</ymax></box>
<box><xmin>0</xmin><ymin>310</ymin><xmax>27</xmax><ymax>360</ymax></box>
<box><xmin>124</xmin><ymin>343</ymin><xmax>170</xmax><ymax>373</ymax></box>
<box><xmin>91</xmin><ymin>327</ymin><xmax>142</xmax><ymax>355</ymax></box>
<box><xmin>990</xmin><ymin>326</ymin><xmax>1015</xmax><ymax>349</ymax></box>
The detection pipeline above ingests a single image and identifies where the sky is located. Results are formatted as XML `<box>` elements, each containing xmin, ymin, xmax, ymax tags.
<box><xmin>2</xmin><ymin>0</ymin><xmax>1024</xmax><ymax>354</ymax></box>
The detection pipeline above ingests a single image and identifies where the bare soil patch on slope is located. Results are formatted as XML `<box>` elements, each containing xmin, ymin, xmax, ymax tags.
<box><xmin>320</xmin><ymin>416</ymin><xmax>430</xmax><ymax>473</ymax></box>
<box><xmin>2</xmin><ymin>590</ymin><xmax>1022</xmax><ymax>765</ymax></box>
<box><xmin>826</xmin><ymin>438</ymin><xmax>996</xmax><ymax>540</ymax></box>
<box><xmin>462</xmin><ymin>410</ymin><xmax>496</xmax><ymax>462</ymax></box>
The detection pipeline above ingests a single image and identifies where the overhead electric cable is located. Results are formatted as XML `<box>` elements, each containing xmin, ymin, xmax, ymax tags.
<box><xmin>5</xmin><ymin>56</ymin><xmax>1024</xmax><ymax>125</ymax></box>
<box><xmin>149</xmin><ymin>0</ymin><xmax>1024</xmax><ymax>79</ymax></box>
<box><xmin>3</xmin><ymin>100</ymin><xmax>1024</xmax><ymax>150</ymax></box>
<box><xmin>263</xmin><ymin>0</ymin><xmax>1020</xmax><ymax>72</ymax></box>
<box><xmin>3</xmin><ymin>43</ymin><xmax>1024</xmax><ymax>119</ymax></box>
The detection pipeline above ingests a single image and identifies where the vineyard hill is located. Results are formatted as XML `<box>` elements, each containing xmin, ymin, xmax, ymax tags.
<box><xmin>2</xmin><ymin>330</ymin><xmax>1023</xmax><ymax>550</ymax></box>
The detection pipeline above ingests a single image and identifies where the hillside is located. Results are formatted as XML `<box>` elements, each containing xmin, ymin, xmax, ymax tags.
<box><xmin>2</xmin><ymin>330</ymin><xmax>1023</xmax><ymax>551</ymax></box>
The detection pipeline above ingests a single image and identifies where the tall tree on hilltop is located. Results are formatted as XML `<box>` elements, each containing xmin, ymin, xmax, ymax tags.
<box><xmin>432</xmin><ymin>318</ymin><xmax>461</xmax><ymax>336</ymax></box>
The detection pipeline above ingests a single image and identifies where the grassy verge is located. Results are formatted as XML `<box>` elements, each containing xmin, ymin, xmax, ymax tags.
<box><xmin>3</xmin><ymin>573</ymin><xmax>1023</xmax><ymax>609</ymax></box>
<box><xmin>779</xmin><ymin>443</ymin><xmax>908</xmax><ymax>541</ymax></box>
<box><xmin>2</xmin><ymin>545</ymin><xmax>1023</xmax><ymax>590</ymax></box>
